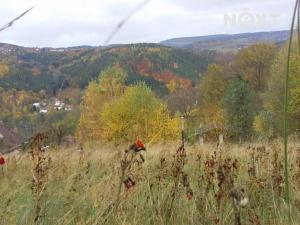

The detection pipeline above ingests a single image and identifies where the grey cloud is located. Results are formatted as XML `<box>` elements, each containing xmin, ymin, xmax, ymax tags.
<box><xmin>0</xmin><ymin>0</ymin><xmax>293</xmax><ymax>47</ymax></box>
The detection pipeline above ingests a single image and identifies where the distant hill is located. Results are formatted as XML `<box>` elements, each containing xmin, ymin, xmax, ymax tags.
<box><xmin>160</xmin><ymin>30</ymin><xmax>289</xmax><ymax>52</ymax></box>
<box><xmin>0</xmin><ymin>30</ymin><xmax>289</xmax><ymax>96</ymax></box>
<box><xmin>0</xmin><ymin>43</ymin><xmax>215</xmax><ymax>96</ymax></box>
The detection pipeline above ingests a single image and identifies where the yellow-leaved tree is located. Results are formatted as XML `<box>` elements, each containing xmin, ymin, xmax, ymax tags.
<box><xmin>198</xmin><ymin>63</ymin><xmax>227</xmax><ymax>130</ymax></box>
<box><xmin>234</xmin><ymin>43</ymin><xmax>276</xmax><ymax>92</ymax></box>
<box><xmin>0</xmin><ymin>62</ymin><xmax>9</xmax><ymax>77</ymax></box>
<box><xmin>263</xmin><ymin>40</ymin><xmax>300</xmax><ymax>134</ymax></box>
<box><xmin>101</xmin><ymin>82</ymin><xmax>180</xmax><ymax>144</ymax></box>
<box><xmin>77</xmin><ymin>66</ymin><xmax>127</xmax><ymax>142</ymax></box>
<box><xmin>98</xmin><ymin>65</ymin><xmax>128</xmax><ymax>99</ymax></box>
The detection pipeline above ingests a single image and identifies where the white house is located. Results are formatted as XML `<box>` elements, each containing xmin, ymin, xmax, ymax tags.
<box><xmin>54</xmin><ymin>100</ymin><xmax>65</xmax><ymax>111</ymax></box>
<box><xmin>54</xmin><ymin>100</ymin><xmax>61</xmax><ymax>107</ymax></box>
<box><xmin>39</xmin><ymin>109</ymin><xmax>48</xmax><ymax>114</ymax></box>
<box><xmin>33</xmin><ymin>102</ymin><xmax>41</xmax><ymax>108</ymax></box>
<box><xmin>65</xmin><ymin>105</ymin><xmax>72</xmax><ymax>111</ymax></box>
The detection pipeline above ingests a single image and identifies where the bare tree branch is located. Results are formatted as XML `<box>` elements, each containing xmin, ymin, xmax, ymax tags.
<box><xmin>103</xmin><ymin>0</ymin><xmax>151</xmax><ymax>46</ymax></box>
<box><xmin>0</xmin><ymin>6</ymin><xmax>35</xmax><ymax>32</ymax></box>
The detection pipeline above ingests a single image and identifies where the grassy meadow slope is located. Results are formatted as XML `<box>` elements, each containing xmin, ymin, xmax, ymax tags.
<box><xmin>1</xmin><ymin>141</ymin><xmax>300</xmax><ymax>225</ymax></box>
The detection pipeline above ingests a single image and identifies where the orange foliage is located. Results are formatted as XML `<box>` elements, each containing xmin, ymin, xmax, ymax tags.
<box><xmin>0</xmin><ymin>62</ymin><xmax>9</xmax><ymax>77</ymax></box>
<box><xmin>136</xmin><ymin>58</ymin><xmax>152</xmax><ymax>76</ymax></box>
<box><xmin>31</xmin><ymin>68</ymin><xmax>41</xmax><ymax>76</ymax></box>
<box><xmin>152</xmin><ymin>70</ymin><xmax>192</xmax><ymax>89</ymax></box>
<box><xmin>135</xmin><ymin>61</ymin><xmax>193</xmax><ymax>90</ymax></box>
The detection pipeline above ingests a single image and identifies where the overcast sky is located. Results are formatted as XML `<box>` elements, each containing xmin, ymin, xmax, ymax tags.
<box><xmin>0</xmin><ymin>0</ymin><xmax>294</xmax><ymax>47</ymax></box>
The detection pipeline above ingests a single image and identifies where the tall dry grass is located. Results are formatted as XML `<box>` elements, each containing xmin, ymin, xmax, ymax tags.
<box><xmin>0</xmin><ymin>140</ymin><xmax>300</xmax><ymax>225</ymax></box>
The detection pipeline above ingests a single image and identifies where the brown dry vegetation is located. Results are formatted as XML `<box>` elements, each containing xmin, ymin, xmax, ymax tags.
<box><xmin>0</xmin><ymin>141</ymin><xmax>300</xmax><ymax>225</ymax></box>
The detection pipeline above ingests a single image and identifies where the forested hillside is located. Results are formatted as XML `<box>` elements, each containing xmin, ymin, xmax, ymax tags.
<box><xmin>0</xmin><ymin>43</ymin><xmax>216</xmax><ymax>144</ymax></box>
<box><xmin>0</xmin><ymin>43</ymin><xmax>214</xmax><ymax>96</ymax></box>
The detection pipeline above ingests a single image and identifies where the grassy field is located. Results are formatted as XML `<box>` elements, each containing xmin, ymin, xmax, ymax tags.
<box><xmin>1</xmin><ymin>140</ymin><xmax>300</xmax><ymax>225</ymax></box>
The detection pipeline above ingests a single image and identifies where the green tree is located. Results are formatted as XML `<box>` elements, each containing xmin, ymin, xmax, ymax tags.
<box><xmin>223</xmin><ymin>76</ymin><xmax>255</xmax><ymax>142</ymax></box>
<box><xmin>45</xmin><ymin>111</ymin><xmax>79</xmax><ymax>145</ymax></box>
<box><xmin>199</xmin><ymin>63</ymin><xmax>228</xmax><ymax>106</ymax></box>
<box><xmin>263</xmin><ymin>41</ymin><xmax>300</xmax><ymax>134</ymax></box>
<box><xmin>253</xmin><ymin>111</ymin><xmax>275</xmax><ymax>140</ymax></box>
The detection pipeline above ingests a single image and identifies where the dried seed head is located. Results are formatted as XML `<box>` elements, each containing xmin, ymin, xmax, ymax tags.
<box><xmin>124</xmin><ymin>177</ymin><xmax>136</xmax><ymax>190</ymax></box>
<box><xmin>186</xmin><ymin>188</ymin><xmax>193</xmax><ymax>200</ymax></box>
<box><xmin>0</xmin><ymin>156</ymin><xmax>5</xmax><ymax>165</ymax></box>
<box><xmin>128</xmin><ymin>139</ymin><xmax>146</xmax><ymax>153</ymax></box>
<box><xmin>230</xmin><ymin>187</ymin><xmax>248</xmax><ymax>208</ymax></box>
